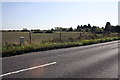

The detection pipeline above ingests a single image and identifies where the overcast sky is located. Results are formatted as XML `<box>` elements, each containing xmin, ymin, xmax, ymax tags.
<box><xmin>1</xmin><ymin>0</ymin><xmax>119</xmax><ymax>30</ymax></box>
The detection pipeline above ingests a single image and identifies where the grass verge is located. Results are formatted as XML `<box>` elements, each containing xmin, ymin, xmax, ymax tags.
<box><xmin>2</xmin><ymin>37</ymin><xmax>120</xmax><ymax>57</ymax></box>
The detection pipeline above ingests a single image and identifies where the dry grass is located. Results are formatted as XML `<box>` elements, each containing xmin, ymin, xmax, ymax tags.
<box><xmin>2</xmin><ymin>32</ymin><xmax>118</xmax><ymax>47</ymax></box>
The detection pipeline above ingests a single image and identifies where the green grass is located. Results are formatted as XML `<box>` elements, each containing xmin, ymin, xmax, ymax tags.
<box><xmin>2</xmin><ymin>37</ymin><xmax>120</xmax><ymax>57</ymax></box>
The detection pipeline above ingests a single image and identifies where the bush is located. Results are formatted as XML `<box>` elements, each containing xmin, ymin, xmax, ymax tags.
<box><xmin>45</xmin><ymin>30</ymin><xmax>53</xmax><ymax>33</ymax></box>
<box><xmin>33</xmin><ymin>31</ymin><xmax>43</xmax><ymax>33</ymax></box>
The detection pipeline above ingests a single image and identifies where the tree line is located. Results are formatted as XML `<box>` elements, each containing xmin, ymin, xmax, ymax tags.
<box><xmin>2</xmin><ymin>22</ymin><xmax>120</xmax><ymax>34</ymax></box>
<box><xmin>52</xmin><ymin>22</ymin><xmax>120</xmax><ymax>34</ymax></box>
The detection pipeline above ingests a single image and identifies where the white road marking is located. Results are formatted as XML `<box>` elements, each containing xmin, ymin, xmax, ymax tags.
<box><xmin>0</xmin><ymin>62</ymin><xmax>57</xmax><ymax>77</ymax></box>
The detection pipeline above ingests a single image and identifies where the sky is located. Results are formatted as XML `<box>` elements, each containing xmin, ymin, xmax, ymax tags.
<box><xmin>1</xmin><ymin>0</ymin><xmax>119</xmax><ymax>30</ymax></box>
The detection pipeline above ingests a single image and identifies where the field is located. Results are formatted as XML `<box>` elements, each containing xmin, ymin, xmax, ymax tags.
<box><xmin>2</xmin><ymin>31</ymin><xmax>118</xmax><ymax>46</ymax></box>
<box><xmin>2</xmin><ymin>31</ymin><xmax>119</xmax><ymax>57</ymax></box>
<box><xmin>2</xmin><ymin>32</ymin><xmax>79</xmax><ymax>44</ymax></box>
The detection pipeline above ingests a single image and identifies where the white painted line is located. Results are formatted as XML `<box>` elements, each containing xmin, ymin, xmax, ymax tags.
<box><xmin>0</xmin><ymin>62</ymin><xmax>57</xmax><ymax>77</ymax></box>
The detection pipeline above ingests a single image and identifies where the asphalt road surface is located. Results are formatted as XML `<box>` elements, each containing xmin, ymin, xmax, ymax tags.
<box><xmin>2</xmin><ymin>41</ymin><xmax>119</xmax><ymax>78</ymax></box>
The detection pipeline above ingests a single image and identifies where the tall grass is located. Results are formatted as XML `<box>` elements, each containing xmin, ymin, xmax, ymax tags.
<box><xmin>2</xmin><ymin>32</ymin><xmax>118</xmax><ymax>47</ymax></box>
<box><xmin>2</xmin><ymin>37</ymin><xmax>120</xmax><ymax>57</ymax></box>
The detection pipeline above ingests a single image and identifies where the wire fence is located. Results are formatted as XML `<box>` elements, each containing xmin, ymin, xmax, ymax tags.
<box><xmin>2</xmin><ymin>31</ymin><xmax>118</xmax><ymax>47</ymax></box>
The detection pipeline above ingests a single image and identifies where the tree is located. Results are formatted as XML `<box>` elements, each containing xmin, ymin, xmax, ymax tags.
<box><xmin>91</xmin><ymin>26</ymin><xmax>96</xmax><ymax>33</ymax></box>
<box><xmin>80</xmin><ymin>25</ymin><xmax>83</xmax><ymax>29</ymax></box>
<box><xmin>104</xmin><ymin>22</ymin><xmax>111</xmax><ymax>32</ymax></box>
<box><xmin>77</xmin><ymin>25</ymin><xmax>80</xmax><ymax>29</ymax></box>
<box><xmin>83</xmin><ymin>25</ymin><xmax>88</xmax><ymax>29</ymax></box>
<box><xmin>68</xmin><ymin>27</ymin><xmax>73</xmax><ymax>31</ymax></box>
<box><xmin>88</xmin><ymin>24</ymin><xmax>91</xmax><ymax>29</ymax></box>
<box><xmin>45</xmin><ymin>30</ymin><xmax>53</xmax><ymax>33</ymax></box>
<box><xmin>77</xmin><ymin>25</ymin><xmax>81</xmax><ymax>31</ymax></box>
<box><xmin>85</xmin><ymin>28</ymin><xmax>91</xmax><ymax>32</ymax></box>
<box><xmin>33</xmin><ymin>29</ymin><xmax>43</xmax><ymax>33</ymax></box>
<box><xmin>115</xmin><ymin>25</ymin><xmax>120</xmax><ymax>32</ymax></box>
<box><xmin>51</xmin><ymin>28</ymin><xmax>54</xmax><ymax>31</ymax></box>
<box><xmin>91</xmin><ymin>26</ymin><xmax>103</xmax><ymax>34</ymax></box>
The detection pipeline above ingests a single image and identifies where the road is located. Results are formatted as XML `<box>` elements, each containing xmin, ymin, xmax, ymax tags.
<box><xmin>1</xmin><ymin>41</ymin><xmax>119</xmax><ymax>78</ymax></box>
